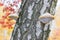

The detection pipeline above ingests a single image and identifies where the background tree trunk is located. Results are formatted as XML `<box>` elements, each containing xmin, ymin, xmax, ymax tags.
<box><xmin>10</xmin><ymin>0</ymin><xmax>57</xmax><ymax>40</ymax></box>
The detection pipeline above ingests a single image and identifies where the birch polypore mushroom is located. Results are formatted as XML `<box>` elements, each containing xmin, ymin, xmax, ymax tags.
<box><xmin>8</xmin><ymin>13</ymin><xmax>19</xmax><ymax>20</ymax></box>
<box><xmin>39</xmin><ymin>12</ymin><xmax>54</xmax><ymax>24</ymax></box>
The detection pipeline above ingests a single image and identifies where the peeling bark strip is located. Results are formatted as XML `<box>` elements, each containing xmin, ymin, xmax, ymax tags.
<box><xmin>10</xmin><ymin>0</ymin><xmax>57</xmax><ymax>40</ymax></box>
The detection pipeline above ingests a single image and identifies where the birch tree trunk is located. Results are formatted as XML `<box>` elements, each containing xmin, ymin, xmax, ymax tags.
<box><xmin>10</xmin><ymin>0</ymin><xmax>57</xmax><ymax>40</ymax></box>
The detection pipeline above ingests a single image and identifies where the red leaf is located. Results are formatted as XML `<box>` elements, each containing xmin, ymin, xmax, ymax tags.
<box><xmin>2</xmin><ymin>16</ymin><xmax>7</xmax><ymax>19</ymax></box>
<box><xmin>0</xmin><ymin>19</ymin><xmax>5</xmax><ymax>24</ymax></box>
<box><xmin>8</xmin><ymin>24</ymin><xmax>12</xmax><ymax>29</ymax></box>
<box><xmin>0</xmin><ymin>3</ymin><xmax>3</xmax><ymax>6</ymax></box>
<box><xmin>6</xmin><ymin>12</ymin><xmax>11</xmax><ymax>16</ymax></box>
<box><xmin>0</xmin><ymin>21</ymin><xmax>4</xmax><ymax>24</ymax></box>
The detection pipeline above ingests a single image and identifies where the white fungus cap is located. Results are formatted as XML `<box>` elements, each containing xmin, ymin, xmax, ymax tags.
<box><xmin>39</xmin><ymin>12</ymin><xmax>54</xmax><ymax>24</ymax></box>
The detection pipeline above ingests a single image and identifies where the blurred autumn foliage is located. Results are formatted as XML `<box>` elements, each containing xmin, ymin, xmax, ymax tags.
<box><xmin>0</xmin><ymin>2</ymin><xmax>16</xmax><ymax>40</ymax></box>
<box><xmin>0</xmin><ymin>0</ymin><xmax>21</xmax><ymax>40</ymax></box>
<box><xmin>0</xmin><ymin>0</ymin><xmax>21</xmax><ymax>28</ymax></box>
<box><xmin>48</xmin><ymin>2</ymin><xmax>60</xmax><ymax>40</ymax></box>
<box><xmin>0</xmin><ymin>3</ymin><xmax>16</xmax><ymax>29</ymax></box>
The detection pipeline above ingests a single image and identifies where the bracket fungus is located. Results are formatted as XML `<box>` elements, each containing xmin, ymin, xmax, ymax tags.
<box><xmin>8</xmin><ymin>13</ymin><xmax>19</xmax><ymax>20</ymax></box>
<box><xmin>39</xmin><ymin>12</ymin><xmax>54</xmax><ymax>24</ymax></box>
